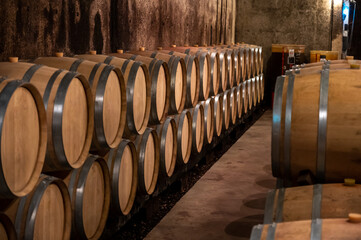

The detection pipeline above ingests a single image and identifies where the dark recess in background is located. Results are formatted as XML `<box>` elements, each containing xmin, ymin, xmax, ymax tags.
<box><xmin>348</xmin><ymin>0</ymin><xmax>361</xmax><ymax>59</ymax></box>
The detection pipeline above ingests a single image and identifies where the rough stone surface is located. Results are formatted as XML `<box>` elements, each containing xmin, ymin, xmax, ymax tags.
<box><xmin>235</xmin><ymin>0</ymin><xmax>335</xmax><ymax>70</ymax></box>
<box><xmin>0</xmin><ymin>0</ymin><xmax>235</xmax><ymax>61</ymax></box>
<box><xmin>145</xmin><ymin>111</ymin><xmax>275</xmax><ymax>240</ymax></box>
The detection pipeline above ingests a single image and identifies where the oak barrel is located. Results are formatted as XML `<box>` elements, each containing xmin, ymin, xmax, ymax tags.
<box><xmin>253</xmin><ymin>77</ymin><xmax>259</xmax><ymax>106</ymax></box>
<box><xmin>218</xmin><ymin>45</ymin><xmax>240</xmax><ymax>86</ymax></box>
<box><xmin>34</xmin><ymin>56</ymin><xmax>126</xmax><ymax>154</ymax></box>
<box><xmin>293</xmin><ymin>63</ymin><xmax>353</xmax><ymax>75</ymax></box>
<box><xmin>229</xmin><ymin>87</ymin><xmax>238</xmax><ymax>125</ymax></box>
<box><xmin>240</xmin><ymin>82</ymin><xmax>249</xmax><ymax>115</ymax></box>
<box><xmin>3</xmin><ymin>175</ymin><xmax>72</xmax><ymax>240</ymax></box>
<box><xmin>62</xmin><ymin>155</ymin><xmax>110</xmax><ymax>240</ymax></box>
<box><xmin>0</xmin><ymin>78</ymin><xmax>47</xmax><ymax>198</ymax></box>
<box><xmin>263</xmin><ymin>183</ymin><xmax>361</xmax><ymax>224</ymax></box>
<box><xmin>228</xmin><ymin>45</ymin><xmax>245</xmax><ymax>84</ymax></box>
<box><xmin>134</xmin><ymin>128</ymin><xmax>160</xmax><ymax>195</ymax></box>
<box><xmin>238</xmin><ymin>47</ymin><xmax>247</xmax><ymax>82</ymax></box>
<box><xmin>159</xmin><ymin>50</ymin><xmax>201</xmax><ymax>106</ymax></box>
<box><xmin>155</xmin><ymin>117</ymin><xmax>177</xmax><ymax>178</ymax></box>
<box><xmin>191</xmin><ymin>103</ymin><xmax>205</xmax><ymax>153</ymax></box>
<box><xmin>231</xmin><ymin>45</ymin><xmax>247</xmax><ymax>81</ymax></box>
<box><xmin>75</xmin><ymin>53</ymin><xmax>151</xmax><ymax>137</ymax></box>
<box><xmin>228</xmin><ymin>46</ymin><xmax>242</xmax><ymax>85</ymax></box>
<box><xmin>0</xmin><ymin>62</ymin><xmax>94</xmax><ymax>172</ymax></box>
<box><xmin>242</xmin><ymin>45</ymin><xmax>251</xmax><ymax>79</ymax></box>
<box><xmin>214</xmin><ymin>49</ymin><xmax>229</xmax><ymax>92</ymax></box>
<box><xmin>172</xmin><ymin>47</ymin><xmax>220</xmax><ymax>97</ymax></box>
<box><xmin>202</xmin><ymin>98</ymin><xmax>215</xmax><ymax>144</ymax></box>
<box><xmin>236</xmin><ymin>83</ymin><xmax>245</xmax><ymax>119</ymax></box>
<box><xmin>213</xmin><ymin>94</ymin><xmax>223</xmax><ymax>137</ymax></box>
<box><xmin>128</xmin><ymin>50</ymin><xmax>187</xmax><ymax>114</ymax></box>
<box><xmin>174</xmin><ymin>109</ymin><xmax>192</xmax><ymax>165</ymax></box>
<box><xmin>245</xmin><ymin>79</ymin><xmax>254</xmax><ymax>111</ymax></box>
<box><xmin>222</xmin><ymin>90</ymin><xmax>231</xmax><ymax>131</ymax></box>
<box><xmin>272</xmin><ymin>69</ymin><xmax>361</xmax><ymax>183</ymax></box>
<box><xmin>0</xmin><ymin>213</ymin><xmax>16</xmax><ymax>240</ymax></box>
<box><xmin>249</xmin><ymin>45</ymin><xmax>258</xmax><ymax>77</ymax></box>
<box><xmin>260</xmin><ymin>74</ymin><xmax>265</xmax><ymax>101</ymax></box>
<box><xmin>110</xmin><ymin>52</ymin><xmax>170</xmax><ymax>124</ymax></box>
<box><xmin>106</xmin><ymin>140</ymin><xmax>138</xmax><ymax>216</ymax></box>
<box><xmin>251</xmin><ymin>218</ymin><xmax>361</xmax><ymax>240</ymax></box>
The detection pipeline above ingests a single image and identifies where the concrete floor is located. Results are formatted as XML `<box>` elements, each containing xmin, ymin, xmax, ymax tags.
<box><xmin>145</xmin><ymin>110</ymin><xmax>275</xmax><ymax>240</ymax></box>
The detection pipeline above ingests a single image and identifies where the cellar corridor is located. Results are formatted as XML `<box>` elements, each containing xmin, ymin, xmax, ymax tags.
<box><xmin>146</xmin><ymin>111</ymin><xmax>275</xmax><ymax>240</ymax></box>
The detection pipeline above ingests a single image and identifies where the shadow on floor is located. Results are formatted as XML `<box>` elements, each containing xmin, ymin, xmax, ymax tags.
<box><xmin>224</xmin><ymin>214</ymin><xmax>264</xmax><ymax>238</ymax></box>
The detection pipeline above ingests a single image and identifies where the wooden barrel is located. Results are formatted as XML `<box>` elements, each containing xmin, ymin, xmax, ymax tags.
<box><xmin>245</xmin><ymin>78</ymin><xmax>253</xmax><ymax>111</ymax></box>
<box><xmin>229</xmin><ymin>45</ymin><xmax>245</xmax><ymax>84</ymax></box>
<box><xmin>134</xmin><ymin>128</ymin><xmax>160</xmax><ymax>195</ymax></box>
<box><xmin>0</xmin><ymin>213</ymin><xmax>16</xmax><ymax>240</ymax></box>
<box><xmin>260</xmin><ymin>74</ymin><xmax>265</xmax><ymax>101</ymax></box>
<box><xmin>240</xmin><ymin>81</ymin><xmax>249</xmax><ymax>115</ymax></box>
<box><xmin>294</xmin><ymin>63</ymin><xmax>354</xmax><ymax>75</ymax></box>
<box><xmin>250</xmin><ymin>45</ymin><xmax>259</xmax><ymax>77</ymax></box>
<box><xmin>219</xmin><ymin>45</ymin><xmax>242</xmax><ymax>85</ymax></box>
<box><xmin>232</xmin><ymin>44</ymin><xmax>248</xmax><ymax>81</ymax></box>
<box><xmin>3</xmin><ymin>175</ymin><xmax>72</xmax><ymax>240</ymax></box>
<box><xmin>189</xmin><ymin>48</ymin><xmax>221</xmax><ymax>96</ymax></box>
<box><xmin>310</xmin><ymin>50</ymin><xmax>339</xmax><ymax>63</ymax></box>
<box><xmin>106</xmin><ymin>140</ymin><xmax>138</xmax><ymax>216</ymax></box>
<box><xmin>159</xmin><ymin>50</ymin><xmax>201</xmax><ymax>106</ymax></box>
<box><xmin>222</xmin><ymin>90</ymin><xmax>231</xmax><ymax>131</ymax></box>
<box><xmin>202</xmin><ymin>98</ymin><xmax>215</xmax><ymax>144</ymax></box>
<box><xmin>75</xmin><ymin>54</ymin><xmax>151</xmax><ymax>137</ymax></box>
<box><xmin>238</xmin><ymin>47</ymin><xmax>247</xmax><ymax>82</ymax></box>
<box><xmin>212</xmin><ymin>49</ymin><xmax>229</xmax><ymax>92</ymax></box>
<box><xmin>62</xmin><ymin>155</ymin><xmax>110</xmax><ymax>239</ymax></box>
<box><xmin>250</xmin><ymin>77</ymin><xmax>256</xmax><ymax>107</ymax></box>
<box><xmin>253</xmin><ymin>76</ymin><xmax>259</xmax><ymax>106</ymax></box>
<box><xmin>34</xmin><ymin>56</ymin><xmax>126</xmax><ymax>155</ymax></box>
<box><xmin>164</xmin><ymin>46</ymin><xmax>220</xmax><ymax>97</ymax></box>
<box><xmin>193</xmin><ymin>51</ymin><xmax>211</xmax><ymax>100</ymax></box>
<box><xmin>221</xmin><ymin>47</ymin><xmax>238</xmax><ymax>88</ymax></box>
<box><xmin>128</xmin><ymin>50</ymin><xmax>187</xmax><ymax>114</ymax></box>
<box><xmin>250</xmin><ymin>218</ymin><xmax>361</xmax><ymax>240</ymax></box>
<box><xmin>263</xmin><ymin>183</ymin><xmax>361</xmax><ymax>224</ymax></box>
<box><xmin>208</xmin><ymin>51</ymin><xmax>221</xmax><ymax>96</ymax></box>
<box><xmin>0</xmin><ymin>78</ymin><xmax>47</xmax><ymax>199</ymax></box>
<box><xmin>155</xmin><ymin>117</ymin><xmax>177</xmax><ymax>178</ymax></box>
<box><xmin>191</xmin><ymin>103</ymin><xmax>205</xmax><ymax>153</ymax></box>
<box><xmin>245</xmin><ymin>45</ymin><xmax>256</xmax><ymax>78</ymax></box>
<box><xmin>229</xmin><ymin>87</ymin><xmax>238</xmax><ymax>125</ymax></box>
<box><xmin>0</xmin><ymin>62</ymin><xmax>94</xmax><ymax>172</ymax></box>
<box><xmin>241</xmin><ymin>46</ymin><xmax>251</xmax><ymax>80</ymax></box>
<box><xmin>110</xmin><ymin>52</ymin><xmax>170</xmax><ymax>124</ymax></box>
<box><xmin>272</xmin><ymin>69</ymin><xmax>361</xmax><ymax>183</ymax></box>
<box><xmin>174</xmin><ymin>109</ymin><xmax>192</xmax><ymax>165</ymax></box>
<box><xmin>258</xmin><ymin>46</ymin><xmax>264</xmax><ymax>75</ymax></box>
<box><xmin>236</xmin><ymin>83</ymin><xmax>245</xmax><ymax>119</ymax></box>
<box><xmin>229</xmin><ymin>48</ymin><xmax>239</xmax><ymax>87</ymax></box>
<box><xmin>229</xmin><ymin>46</ymin><xmax>242</xmax><ymax>85</ymax></box>
<box><xmin>213</xmin><ymin>94</ymin><xmax>223</xmax><ymax>137</ymax></box>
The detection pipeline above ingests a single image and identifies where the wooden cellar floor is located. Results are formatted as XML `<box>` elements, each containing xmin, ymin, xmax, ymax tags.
<box><xmin>145</xmin><ymin>110</ymin><xmax>275</xmax><ymax>240</ymax></box>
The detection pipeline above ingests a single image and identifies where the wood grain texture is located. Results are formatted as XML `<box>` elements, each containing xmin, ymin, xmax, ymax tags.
<box><xmin>0</xmin><ymin>62</ymin><xmax>93</xmax><ymax>172</ymax></box>
<box><xmin>274</xmin><ymin>69</ymin><xmax>361</xmax><ymax>183</ymax></box>
<box><xmin>254</xmin><ymin>218</ymin><xmax>361</xmax><ymax>240</ymax></box>
<box><xmin>3</xmin><ymin>176</ymin><xmax>71</xmax><ymax>240</ymax></box>
<box><xmin>267</xmin><ymin>184</ymin><xmax>361</xmax><ymax>223</ymax></box>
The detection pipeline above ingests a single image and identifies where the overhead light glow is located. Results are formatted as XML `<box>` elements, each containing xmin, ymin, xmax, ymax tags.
<box><xmin>343</xmin><ymin>5</ymin><xmax>349</xmax><ymax>16</ymax></box>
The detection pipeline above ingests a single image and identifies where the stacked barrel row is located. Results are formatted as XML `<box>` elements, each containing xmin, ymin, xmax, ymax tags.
<box><xmin>0</xmin><ymin>42</ymin><xmax>264</xmax><ymax>239</ymax></box>
<box><xmin>250</xmin><ymin>60</ymin><xmax>361</xmax><ymax>239</ymax></box>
